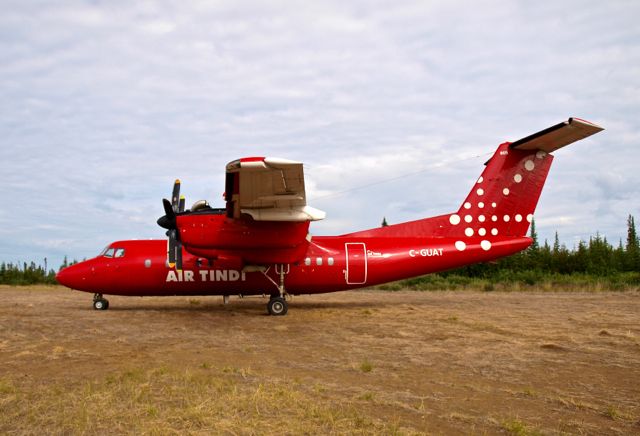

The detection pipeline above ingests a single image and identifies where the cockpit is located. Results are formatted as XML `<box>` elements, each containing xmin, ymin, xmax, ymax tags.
<box><xmin>98</xmin><ymin>246</ymin><xmax>125</xmax><ymax>258</ymax></box>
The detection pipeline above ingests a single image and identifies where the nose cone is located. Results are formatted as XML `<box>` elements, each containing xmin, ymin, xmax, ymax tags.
<box><xmin>56</xmin><ymin>263</ymin><xmax>85</xmax><ymax>290</ymax></box>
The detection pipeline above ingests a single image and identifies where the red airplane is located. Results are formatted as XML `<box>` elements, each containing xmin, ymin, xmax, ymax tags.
<box><xmin>56</xmin><ymin>118</ymin><xmax>603</xmax><ymax>315</ymax></box>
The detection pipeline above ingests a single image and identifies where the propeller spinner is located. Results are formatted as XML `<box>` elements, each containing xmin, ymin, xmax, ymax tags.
<box><xmin>157</xmin><ymin>180</ymin><xmax>185</xmax><ymax>272</ymax></box>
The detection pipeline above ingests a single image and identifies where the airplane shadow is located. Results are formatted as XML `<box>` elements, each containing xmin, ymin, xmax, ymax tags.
<box><xmin>92</xmin><ymin>297</ymin><xmax>383</xmax><ymax>316</ymax></box>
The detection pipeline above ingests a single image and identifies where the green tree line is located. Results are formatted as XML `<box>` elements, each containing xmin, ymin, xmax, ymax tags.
<box><xmin>0</xmin><ymin>256</ymin><xmax>79</xmax><ymax>286</ymax></box>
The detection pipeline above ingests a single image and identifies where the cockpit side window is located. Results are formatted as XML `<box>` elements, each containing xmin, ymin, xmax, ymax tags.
<box><xmin>115</xmin><ymin>248</ymin><xmax>125</xmax><ymax>258</ymax></box>
<box><xmin>104</xmin><ymin>248</ymin><xmax>115</xmax><ymax>258</ymax></box>
<box><xmin>98</xmin><ymin>246</ymin><xmax>109</xmax><ymax>257</ymax></box>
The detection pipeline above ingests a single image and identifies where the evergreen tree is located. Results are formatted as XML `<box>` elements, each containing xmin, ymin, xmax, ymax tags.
<box><xmin>527</xmin><ymin>218</ymin><xmax>540</xmax><ymax>268</ymax></box>
<box><xmin>529</xmin><ymin>219</ymin><xmax>539</xmax><ymax>252</ymax></box>
<box><xmin>626</xmin><ymin>214</ymin><xmax>639</xmax><ymax>271</ymax></box>
<box><xmin>553</xmin><ymin>231</ymin><xmax>560</xmax><ymax>253</ymax></box>
<box><xmin>381</xmin><ymin>217</ymin><xmax>388</xmax><ymax>227</ymax></box>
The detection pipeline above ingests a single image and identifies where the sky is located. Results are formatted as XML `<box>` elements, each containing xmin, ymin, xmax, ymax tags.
<box><xmin>1</xmin><ymin>0</ymin><xmax>639</xmax><ymax>271</ymax></box>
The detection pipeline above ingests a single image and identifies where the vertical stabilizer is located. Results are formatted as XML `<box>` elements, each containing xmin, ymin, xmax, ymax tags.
<box><xmin>445</xmin><ymin>144</ymin><xmax>553</xmax><ymax>238</ymax></box>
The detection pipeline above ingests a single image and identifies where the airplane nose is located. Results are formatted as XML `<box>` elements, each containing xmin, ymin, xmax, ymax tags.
<box><xmin>56</xmin><ymin>264</ymin><xmax>82</xmax><ymax>289</ymax></box>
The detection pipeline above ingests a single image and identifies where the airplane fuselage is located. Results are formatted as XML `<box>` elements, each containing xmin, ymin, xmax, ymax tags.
<box><xmin>57</xmin><ymin>234</ymin><xmax>531</xmax><ymax>297</ymax></box>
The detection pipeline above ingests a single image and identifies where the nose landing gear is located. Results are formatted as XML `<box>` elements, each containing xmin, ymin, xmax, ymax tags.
<box><xmin>93</xmin><ymin>294</ymin><xmax>109</xmax><ymax>310</ymax></box>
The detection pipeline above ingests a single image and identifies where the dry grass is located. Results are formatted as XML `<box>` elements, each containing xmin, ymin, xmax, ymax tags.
<box><xmin>3</xmin><ymin>287</ymin><xmax>640</xmax><ymax>435</ymax></box>
<box><xmin>0</xmin><ymin>366</ymin><xmax>420</xmax><ymax>435</ymax></box>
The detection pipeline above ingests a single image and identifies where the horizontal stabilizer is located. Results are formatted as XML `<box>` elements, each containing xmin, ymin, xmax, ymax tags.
<box><xmin>510</xmin><ymin>118</ymin><xmax>604</xmax><ymax>153</ymax></box>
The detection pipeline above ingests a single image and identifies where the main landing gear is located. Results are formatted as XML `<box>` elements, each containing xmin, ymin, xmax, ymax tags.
<box><xmin>93</xmin><ymin>294</ymin><xmax>109</xmax><ymax>310</ymax></box>
<box><xmin>261</xmin><ymin>264</ymin><xmax>289</xmax><ymax>316</ymax></box>
<box><xmin>268</xmin><ymin>295</ymin><xmax>288</xmax><ymax>316</ymax></box>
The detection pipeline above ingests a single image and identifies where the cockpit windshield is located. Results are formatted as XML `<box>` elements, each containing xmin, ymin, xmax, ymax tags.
<box><xmin>104</xmin><ymin>248</ymin><xmax>115</xmax><ymax>258</ymax></box>
<box><xmin>98</xmin><ymin>246</ymin><xmax>109</xmax><ymax>257</ymax></box>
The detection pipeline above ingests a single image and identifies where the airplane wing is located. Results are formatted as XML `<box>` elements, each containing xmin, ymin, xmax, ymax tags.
<box><xmin>510</xmin><ymin>117</ymin><xmax>604</xmax><ymax>152</ymax></box>
<box><xmin>224</xmin><ymin>157</ymin><xmax>325</xmax><ymax>222</ymax></box>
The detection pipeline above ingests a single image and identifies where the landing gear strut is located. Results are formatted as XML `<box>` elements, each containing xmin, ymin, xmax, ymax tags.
<box><xmin>93</xmin><ymin>294</ymin><xmax>109</xmax><ymax>310</ymax></box>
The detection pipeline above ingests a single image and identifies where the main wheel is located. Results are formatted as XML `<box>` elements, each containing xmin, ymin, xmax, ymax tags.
<box><xmin>93</xmin><ymin>299</ymin><xmax>108</xmax><ymax>310</ymax></box>
<box><xmin>267</xmin><ymin>297</ymin><xmax>288</xmax><ymax>316</ymax></box>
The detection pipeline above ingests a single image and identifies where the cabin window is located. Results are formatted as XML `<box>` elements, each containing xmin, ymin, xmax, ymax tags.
<box><xmin>304</xmin><ymin>258</ymin><xmax>311</xmax><ymax>266</ymax></box>
<box><xmin>104</xmin><ymin>248</ymin><xmax>114</xmax><ymax>258</ymax></box>
<box><xmin>208</xmin><ymin>259</ymin><xmax>214</xmax><ymax>267</ymax></box>
<box><xmin>316</xmin><ymin>258</ymin><xmax>323</xmax><ymax>266</ymax></box>
<box><xmin>145</xmin><ymin>259</ymin><xmax>151</xmax><ymax>268</ymax></box>
<box><xmin>196</xmin><ymin>259</ymin><xmax>202</xmax><ymax>267</ymax></box>
<box><xmin>115</xmin><ymin>248</ymin><xmax>125</xmax><ymax>258</ymax></box>
<box><xmin>328</xmin><ymin>257</ymin><xmax>334</xmax><ymax>266</ymax></box>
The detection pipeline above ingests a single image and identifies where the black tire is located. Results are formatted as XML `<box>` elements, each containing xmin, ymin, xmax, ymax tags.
<box><xmin>267</xmin><ymin>297</ymin><xmax>288</xmax><ymax>316</ymax></box>
<box><xmin>93</xmin><ymin>299</ymin><xmax>108</xmax><ymax>310</ymax></box>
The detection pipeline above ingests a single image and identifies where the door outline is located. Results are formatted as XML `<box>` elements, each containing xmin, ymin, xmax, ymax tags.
<box><xmin>345</xmin><ymin>242</ymin><xmax>367</xmax><ymax>284</ymax></box>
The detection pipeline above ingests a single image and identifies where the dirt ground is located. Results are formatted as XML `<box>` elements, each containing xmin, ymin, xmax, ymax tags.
<box><xmin>2</xmin><ymin>285</ymin><xmax>640</xmax><ymax>435</ymax></box>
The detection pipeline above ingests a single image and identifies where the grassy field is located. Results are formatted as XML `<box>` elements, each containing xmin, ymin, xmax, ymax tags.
<box><xmin>2</xmin><ymin>286</ymin><xmax>640</xmax><ymax>435</ymax></box>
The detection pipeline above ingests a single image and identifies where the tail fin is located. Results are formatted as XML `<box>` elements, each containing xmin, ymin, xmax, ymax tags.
<box><xmin>446</xmin><ymin>143</ymin><xmax>552</xmax><ymax>238</ymax></box>
<box><xmin>446</xmin><ymin>118</ymin><xmax>603</xmax><ymax>238</ymax></box>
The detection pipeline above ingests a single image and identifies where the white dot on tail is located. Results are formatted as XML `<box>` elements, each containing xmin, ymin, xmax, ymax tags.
<box><xmin>491</xmin><ymin>228</ymin><xmax>498</xmax><ymax>235</ymax></box>
<box><xmin>449</xmin><ymin>214</ymin><xmax>460</xmax><ymax>225</ymax></box>
<box><xmin>525</xmin><ymin>160</ymin><xmax>535</xmax><ymax>171</ymax></box>
<box><xmin>465</xmin><ymin>228</ymin><xmax>474</xmax><ymax>237</ymax></box>
<box><xmin>536</xmin><ymin>150</ymin><xmax>547</xmax><ymax>159</ymax></box>
<box><xmin>492</xmin><ymin>202</ymin><xmax>496</xmax><ymax>207</ymax></box>
<box><xmin>464</xmin><ymin>202</ymin><xmax>471</xmax><ymax>209</ymax></box>
<box><xmin>478</xmin><ymin>202</ymin><xmax>484</xmax><ymax>208</ymax></box>
<box><xmin>481</xmin><ymin>240</ymin><xmax>491</xmax><ymax>251</ymax></box>
<box><xmin>514</xmin><ymin>174</ymin><xmax>522</xmax><ymax>183</ymax></box>
<box><xmin>504</xmin><ymin>215</ymin><xmax>510</xmax><ymax>222</ymax></box>
<box><xmin>477</xmin><ymin>188</ymin><xmax>484</xmax><ymax>196</ymax></box>
<box><xmin>479</xmin><ymin>215</ymin><xmax>485</xmax><ymax>222</ymax></box>
<box><xmin>465</xmin><ymin>215</ymin><xmax>472</xmax><ymax>223</ymax></box>
<box><xmin>503</xmin><ymin>188</ymin><xmax>509</xmax><ymax>195</ymax></box>
<box><xmin>455</xmin><ymin>241</ymin><xmax>466</xmax><ymax>251</ymax></box>
<box><xmin>492</xmin><ymin>216</ymin><xmax>497</xmax><ymax>222</ymax></box>
<box><xmin>515</xmin><ymin>214</ymin><xmax>522</xmax><ymax>222</ymax></box>
<box><xmin>527</xmin><ymin>214</ymin><xmax>533</xmax><ymax>223</ymax></box>
<box><xmin>479</xmin><ymin>228</ymin><xmax>486</xmax><ymax>236</ymax></box>
<box><xmin>477</xmin><ymin>176</ymin><xmax>483</xmax><ymax>184</ymax></box>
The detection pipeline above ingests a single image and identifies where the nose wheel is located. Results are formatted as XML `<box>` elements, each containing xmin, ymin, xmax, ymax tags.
<box><xmin>93</xmin><ymin>294</ymin><xmax>109</xmax><ymax>310</ymax></box>
<box><xmin>267</xmin><ymin>296</ymin><xmax>288</xmax><ymax>316</ymax></box>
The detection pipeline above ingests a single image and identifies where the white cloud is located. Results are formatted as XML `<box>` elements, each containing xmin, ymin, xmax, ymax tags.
<box><xmin>0</xmin><ymin>0</ymin><xmax>639</xmax><ymax>268</ymax></box>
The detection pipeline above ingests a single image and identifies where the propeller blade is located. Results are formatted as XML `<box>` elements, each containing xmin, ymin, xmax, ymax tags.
<box><xmin>179</xmin><ymin>195</ymin><xmax>185</xmax><ymax>213</ymax></box>
<box><xmin>162</xmin><ymin>199</ymin><xmax>176</xmax><ymax>221</ymax></box>
<box><xmin>176</xmin><ymin>240</ymin><xmax>183</xmax><ymax>273</ymax></box>
<box><xmin>167</xmin><ymin>230</ymin><xmax>176</xmax><ymax>267</ymax></box>
<box><xmin>171</xmin><ymin>180</ymin><xmax>181</xmax><ymax>213</ymax></box>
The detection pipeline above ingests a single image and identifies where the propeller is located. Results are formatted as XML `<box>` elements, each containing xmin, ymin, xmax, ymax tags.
<box><xmin>157</xmin><ymin>180</ymin><xmax>185</xmax><ymax>272</ymax></box>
